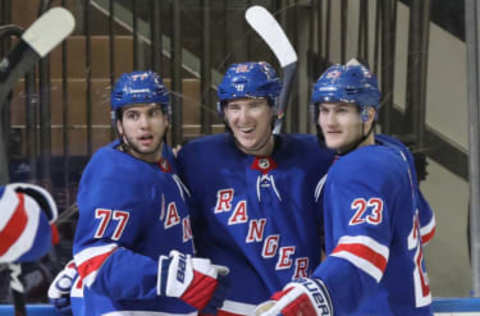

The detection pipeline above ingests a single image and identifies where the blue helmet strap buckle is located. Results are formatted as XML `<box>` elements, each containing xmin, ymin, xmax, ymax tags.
<box><xmin>360</xmin><ymin>107</ymin><xmax>369</xmax><ymax>122</ymax></box>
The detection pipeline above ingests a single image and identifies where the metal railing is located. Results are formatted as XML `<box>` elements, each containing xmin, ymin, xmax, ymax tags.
<box><xmin>0</xmin><ymin>0</ymin><xmax>464</xmax><ymax>223</ymax></box>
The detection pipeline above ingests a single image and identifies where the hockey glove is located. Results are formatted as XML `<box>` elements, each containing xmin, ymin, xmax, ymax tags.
<box><xmin>158</xmin><ymin>250</ymin><xmax>230</xmax><ymax>312</ymax></box>
<box><xmin>254</xmin><ymin>278</ymin><xmax>333</xmax><ymax>316</ymax></box>
<box><xmin>48</xmin><ymin>260</ymin><xmax>77</xmax><ymax>316</ymax></box>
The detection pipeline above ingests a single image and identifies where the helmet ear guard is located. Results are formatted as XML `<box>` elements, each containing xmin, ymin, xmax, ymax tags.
<box><xmin>360</xmin><ymin>107</ymin><xmax>370</xmax><ymax>122</ymax></box>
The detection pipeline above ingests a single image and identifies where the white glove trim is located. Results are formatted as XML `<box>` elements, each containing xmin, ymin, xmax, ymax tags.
<box><xmin>256</xmin><ymin>278</ymin><xmax>333</xmax><ymax>316</ymax></box>
<box><xmin>48</xmin><ymin>260</ymin><xmax>78</xmax><ymax>299</ymax></box>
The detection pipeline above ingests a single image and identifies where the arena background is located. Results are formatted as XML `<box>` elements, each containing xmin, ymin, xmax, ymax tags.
<box><xmin>0</xmin><ymin>0</ymin><xmax>476</xmax><ymax>314</ymax></box>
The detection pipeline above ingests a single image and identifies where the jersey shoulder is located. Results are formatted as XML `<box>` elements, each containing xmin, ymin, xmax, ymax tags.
<box><xmin>79</xmin><ymin>142</ymin><xmax>167</xmax><ymax>208</ymax></box>
<box><xmin>84</xmin><ymin>142</ymin><xmax>155</xmax><ymax>182</ymax></box>
<box><xmin>375</xmin><ymin>134</ymin><xmax>406</xmax><ymax>149</ymax></box>
<box><xmin>333</xmin><ymin>145</ymin><xmax>407</xmax><ymax>186</ymax></box>
<box><xmin>375</xmin><ymin>134</ymin><xmax>414</xmax><ymax>162</ymax></box>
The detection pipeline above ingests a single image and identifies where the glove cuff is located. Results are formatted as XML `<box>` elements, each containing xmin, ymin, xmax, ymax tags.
<box><xmin>157</xmin><ymin>251</ymin><xmax>195</xmax><ymax>297</ymax></box>
<box><xmin>281</xmin><ymin>278</ymin><xmax>333</xmax><ymax>316</ymax></box>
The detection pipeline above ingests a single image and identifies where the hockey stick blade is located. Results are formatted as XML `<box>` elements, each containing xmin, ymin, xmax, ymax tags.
<box><xmin>0</xmin><ymin>7</ymin><xmax>75</xmax><ymax>107</ymax></box>
<box><xmin>245</xmin><ymin>6</ymin><xmax>297</xmax><ymax>68</ymax></box>
<box><xmin>22</xmin><ymin>7</ymin><xmax>75</xmax><ymax>58</ymax></box>
<box><xmin>245</xmin><ymin>5</ymin><xmax>298</xmax><ymax>134</ymax></box>
<box><xmin>0</xmin><ymin>8</ymin><xmax>74</xmax><ymax>316</ymax></box>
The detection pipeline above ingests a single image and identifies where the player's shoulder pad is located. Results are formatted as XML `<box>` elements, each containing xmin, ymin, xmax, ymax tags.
<box><xmin>376</xmin><ymin>134</ymin><xmax>413</xmax><ymax>157</ymax></box>
<box><xmin>334</xmin><ymin>145</ymin><xmax>407</xmax><ymax>183</ymax></box>
<box><xmin>79</xmin><ymin>141</ymin><xmax>165</xmax><ymax>203</ymax></box>
<box><xmin>375</xmin><ymin>134</ymin><xmax>404</xmax><ymax>148</ymax></box>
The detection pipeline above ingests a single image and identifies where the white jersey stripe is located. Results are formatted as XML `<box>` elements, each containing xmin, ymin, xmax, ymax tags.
<box><xmin>332</xmin><ymin>250</ymin><xmax>383</xmax><ymax>282</ymax></box>
<box><xmin>220</xmin><ymin>299</ymin><xmax>257</xmax><ymax>315</ymax></box>
<box><xmin>331</xmin><ymin>235</ymin><xmax>390</xmax><ymax>282</ymax></box>
<box><xmin>74</xmin><ymin>243</ymin><xmax>118</xmax><ymax>287</ymax></box>
<box><xmin>0</xmin><ymin>195</ymin><xmax>41</xmax><ymax>262</ymax></box>
<box><xmin>0</xmin><ymin>186</ymin><xmax>21</xmax><ymax>230</ymax></box>
<box><xmin>74</xmin><ymin>243</ymin><xmax>118</xmax><ymax>266</ymax></box>
<box><xmin>336</xmin><ymin>235</ymin><xmax>389</xmax><ymax>259</ymax></box>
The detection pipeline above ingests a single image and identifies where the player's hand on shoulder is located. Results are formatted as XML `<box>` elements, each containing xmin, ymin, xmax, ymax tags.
<box><xmin>254</xmin><ymin>278</ymin><xmax>333</xmax><ymax>316</ymax></box>
<box><xmin>158</xmin><ymin>250</ymin><xmax>230</xmax><ymax>313</ymax></box>
<box><xmin>48</xmin><ymin>260</ymin><xmax>77</xmax><ymax>316</ymax></box>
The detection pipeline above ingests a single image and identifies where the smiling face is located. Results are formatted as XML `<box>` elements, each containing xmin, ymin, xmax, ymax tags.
<box><xmin>224</xmin><ymin>97</ymin><xmax>275</xmax><ymax>157</ymax></box>
<box><xmin>318</xmin><ymin>101</ymin><xmax>375</xmax><ymax>153</ymax></box>
<box><xmin>116</xmin><ymin>103</ymin><xmax>168</xmax><ymax>162</ymax></box>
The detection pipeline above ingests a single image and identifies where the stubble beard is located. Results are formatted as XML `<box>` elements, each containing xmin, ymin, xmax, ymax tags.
<box><xmin>123</xmin><ymin>134</ymin><xmax>163</xmax><ymax>159</ymax></box>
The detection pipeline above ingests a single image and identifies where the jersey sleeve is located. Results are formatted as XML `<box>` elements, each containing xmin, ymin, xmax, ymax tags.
<box><xmin>311</xmin><ymin>154</ymin><xmax>400</xmax><ymax>313</ymax></box>
<box><xmin>0</xmin><ymin>185</ymin><xmax>52</xmax><ymax>263</ymax></box>
<box><xmin>73</xmin><ymin>169</ymin><xmax>160</xmax><ymax>301</ymax></box>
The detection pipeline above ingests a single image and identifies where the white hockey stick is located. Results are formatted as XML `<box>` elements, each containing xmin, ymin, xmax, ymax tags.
<box><xmin>0</xmin><ymin>7</ymin><xmax>74</xmax><ymax>316</ymax></box>
<box><xmin>245</xmin><ymin>5</ymin><xmax>298</xmax><ymax>134</ymax></box>
<box><xmin>0</xmin><ymin>7</ymin><xmax>75</xmax><ymax>108</ymax></box>
<box><xmin>0</xmin><ymin>6</ymin><xmax>75</xmax><ymax>183</ymax></box>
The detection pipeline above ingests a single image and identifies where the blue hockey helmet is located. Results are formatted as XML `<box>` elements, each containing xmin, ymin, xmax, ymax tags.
<box><xmin>111</xmin><ymin>70</ymin><xmax>170</xmax><ymax>114</ymax></box>
<box><xmin>311</xmin><ymin>59</ymin><xmax>380</xmax><ymax>121</ymax></box>
<box><xmin>217</xmin><ymin>61</ymin><xmax>281</xmax><ymax>114</ymax></box>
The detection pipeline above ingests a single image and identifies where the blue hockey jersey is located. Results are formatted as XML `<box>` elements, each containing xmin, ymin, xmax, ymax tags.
<box><xmin>177</xmin><ymin>133</ymin><xmax>334</xmax><ymax>316</ymax></box>
<box><xmin>72</xmin><ymin>140</ymin><xmax>196</xmax><ymax>316</ymax></box>
<box><xmin>375</xmin><ymin>134</ymin><xmax>436</xmax><ymax>244</ymax></box>
<box><xmin>312</xmin><ymin>144</ymin><xmax>433</xmax><ymax>315</ymax></box>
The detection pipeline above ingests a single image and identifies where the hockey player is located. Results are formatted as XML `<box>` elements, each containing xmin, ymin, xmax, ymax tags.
<box><xmin>176</xmin><ymin>61</ymin><xmax>334</xmax><ymax>315</ymax></box>
<box><xmin>69</xmin><ymin>70</ymin><xmax>229</xmax><ymax>315</ymax></box>
<box><xmin>255</xmin><ymin>60</ymin><xmax>434</xmax><ymax>315</ymax></box>
<box><xmin>0</xmin><ymin>182</ymin><xmax>58</xmax><ymax>263</ymax></box>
